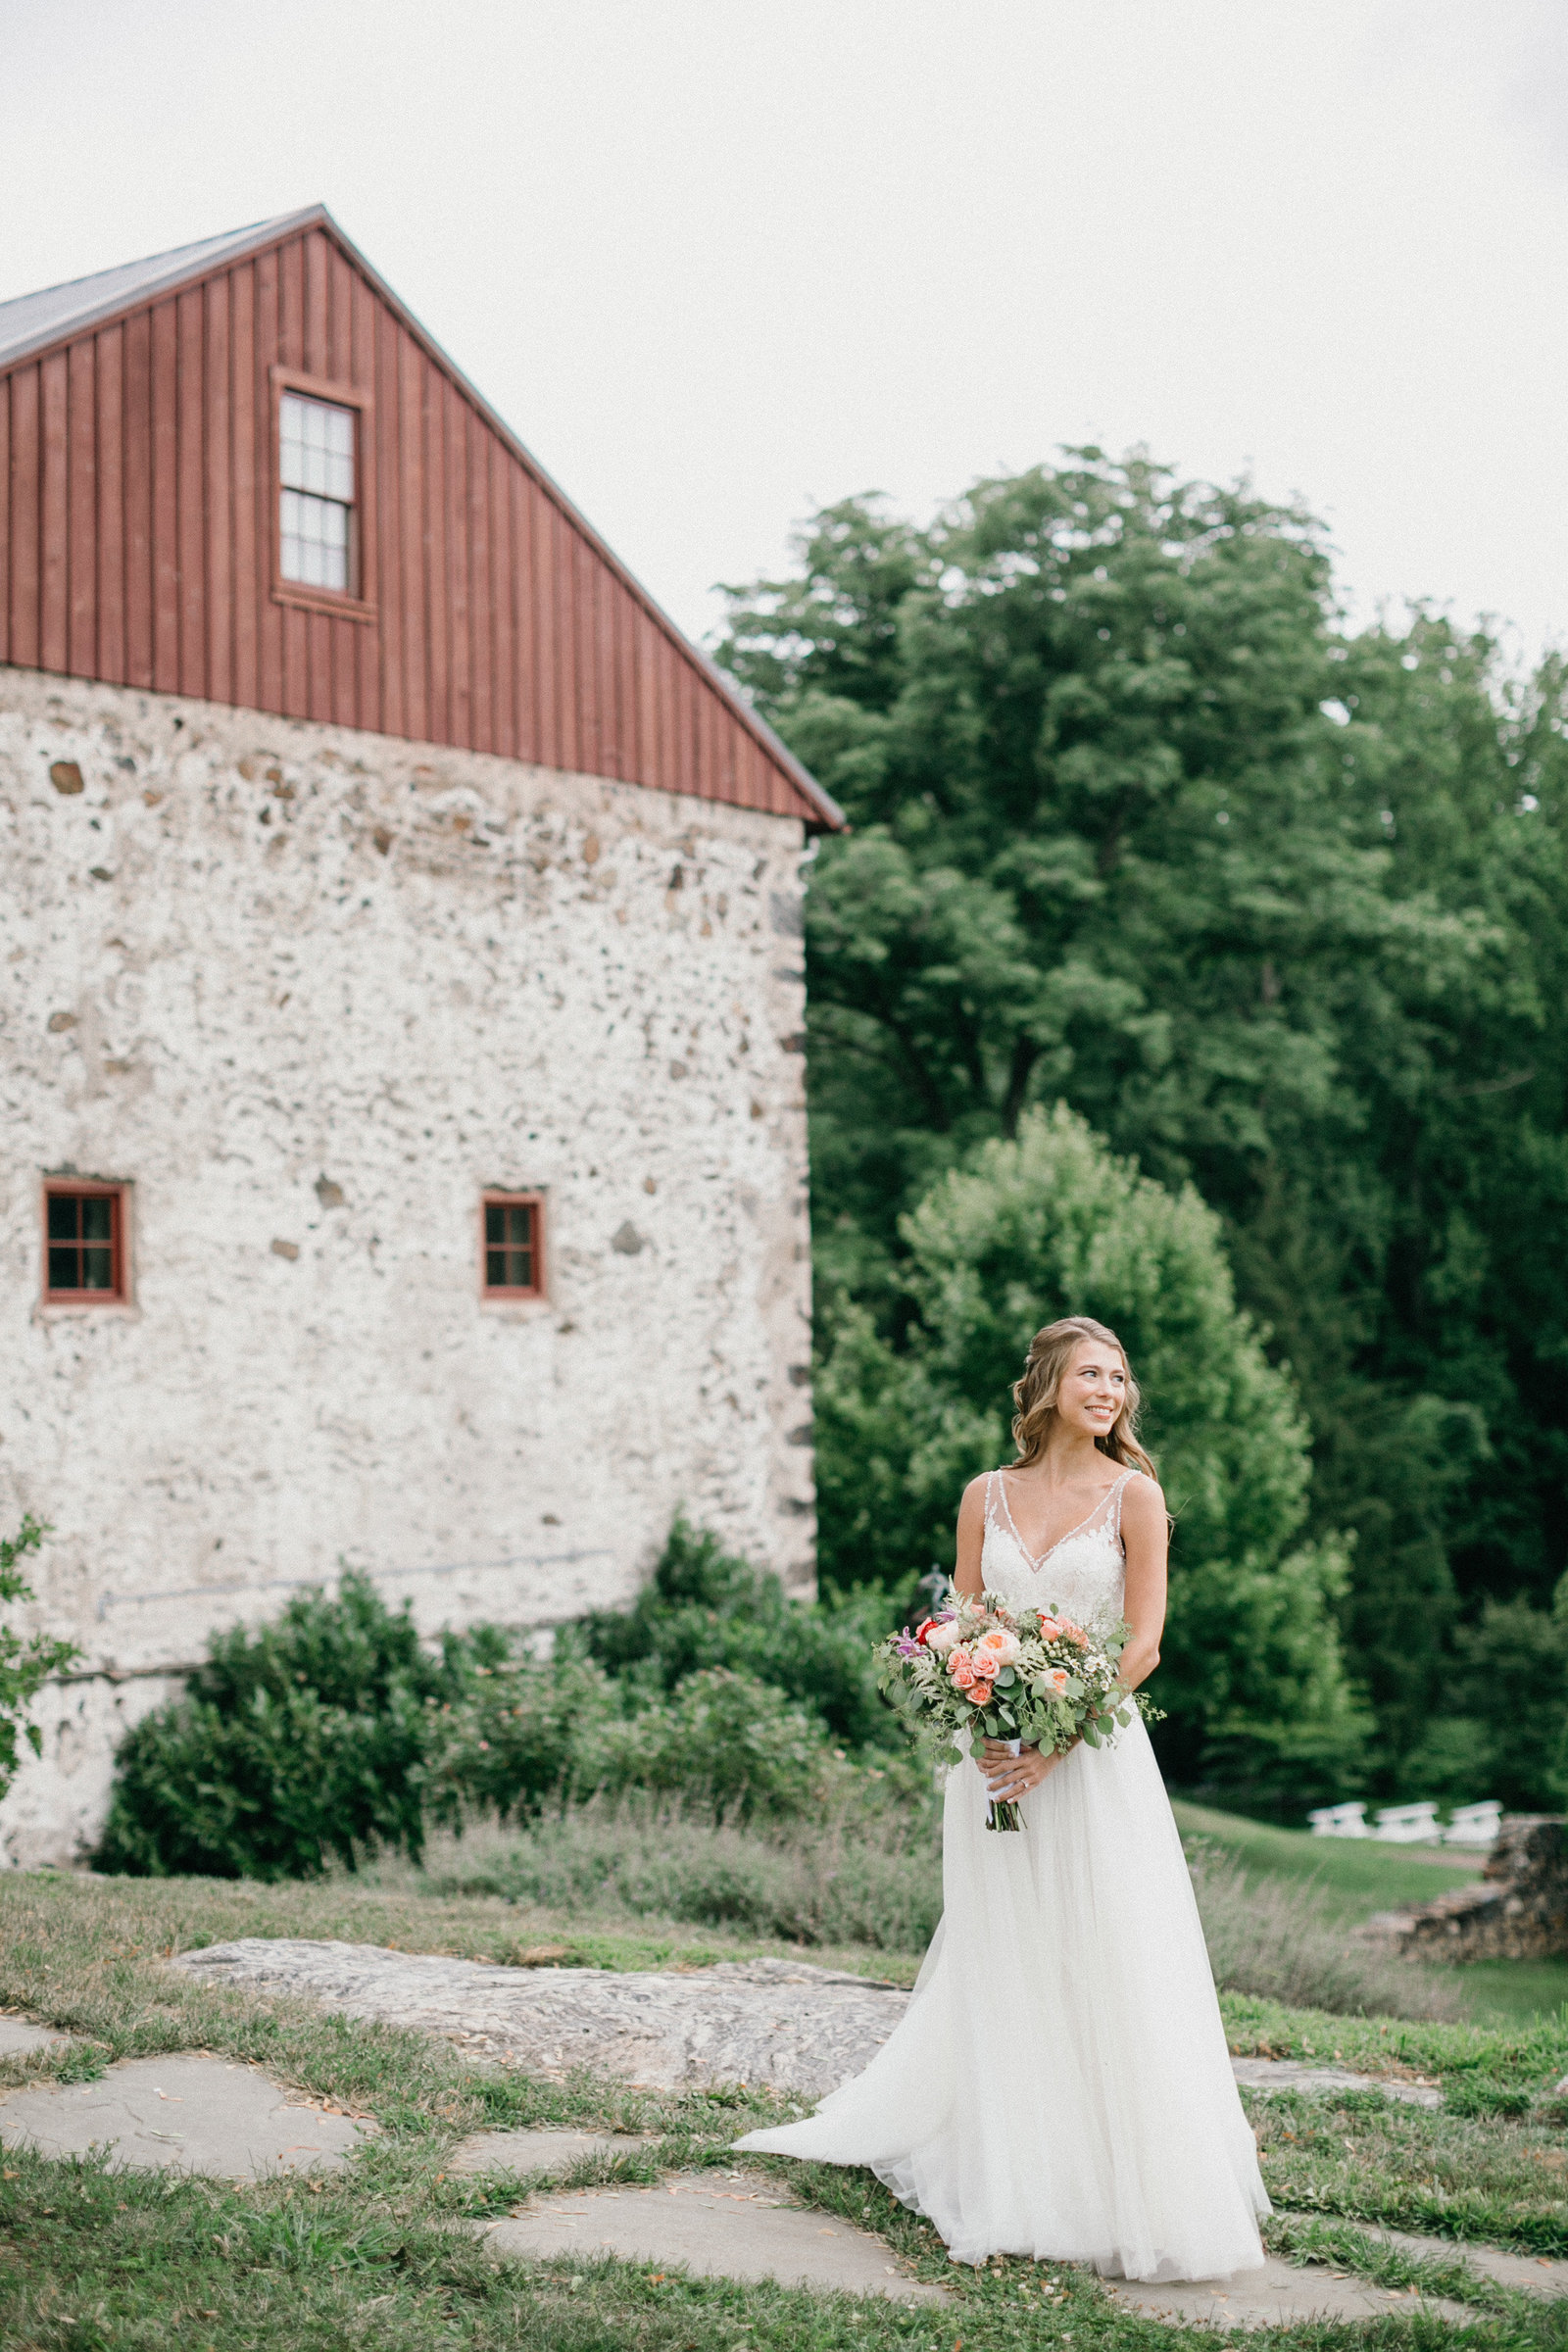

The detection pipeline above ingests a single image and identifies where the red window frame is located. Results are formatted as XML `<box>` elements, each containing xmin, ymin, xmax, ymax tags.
<box><xmin>481</xmin><ymin>1192</ymin><xmax>546</xmax><ymax>1300</ymax></box>
<box><xmin>269</xmin><ymin>366</ymin><xmax>377</xmax><ymax>625</ymax></box>
<box><xmin>42</xmin><ymin>1180</ymin><xmax>129</xmax><ymax>1305</ymax></box>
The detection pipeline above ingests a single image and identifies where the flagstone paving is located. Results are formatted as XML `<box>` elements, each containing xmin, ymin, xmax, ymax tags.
<box><xmin>0</xmin><ymin>2015</ymin><xmax>75</xmax><ymax>2059</ymax></box>
<box><xmin>1102</xmin><ymin>2259</ymin><xmax>1471</xmax><ymax>2329</ymax></box>
<box><xmin>479</xmin><ymin>2167</ymin><xmax>950</xmax><ymax>2303</ymax></box>
<box><xmin>171</xmin><ymin>1938</ymin><xmax>1446</xmax><ymax>2112</ymax></box>
<box><xmin>0</xmin><ymin>2052</ymin><xmax>370</xmax><ymax>2178</ymax></box>
<box><xmin>450</xmin><ymin>2125</ymin><xmax>652</xmax><ymax>2174</ymax></box>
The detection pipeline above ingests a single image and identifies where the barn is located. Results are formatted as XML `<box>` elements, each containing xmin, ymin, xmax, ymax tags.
<box><xmin>0</xmin><ymin>206</ymin><xmax>840</xmax><ymax>1865</ymax></box>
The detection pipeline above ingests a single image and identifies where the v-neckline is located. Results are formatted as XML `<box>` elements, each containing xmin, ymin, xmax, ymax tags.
<box><xmin>995</xmin><ymin>1469</ymin><xmax>1128</xmax><ymax>1572</ymax></box>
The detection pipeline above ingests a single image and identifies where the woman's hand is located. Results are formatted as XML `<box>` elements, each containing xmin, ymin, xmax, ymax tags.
<box><xmin>980</xmin><ymin>1738</ymin><xmax>1067</xmax><ymax>1801</ymax></box>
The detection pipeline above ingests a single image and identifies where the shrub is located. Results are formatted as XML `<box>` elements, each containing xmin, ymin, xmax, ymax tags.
<box><xmin>1185</xmin><ymin>1844</ymin><xmax>1461</xmax><ymax>2021</ymax></box>
<box><xmin>576</xmin><ymin>1518</ymin><xmax>902</xmax><ymax>1751</ymax></box>
<box><xmin>575</xmin><ymin>1667</ymin><xmax>840</xmax><ymax>1822</ymax></box>
<box><xmin>0</xmin><ymin>1519</ymin><xmax>78</xmax><ymax>1801</ymax></box>
<box><xmin>96</xmin><ymin>1575</ymin><xmax>455</xmax><ymax>1879</ymax></box>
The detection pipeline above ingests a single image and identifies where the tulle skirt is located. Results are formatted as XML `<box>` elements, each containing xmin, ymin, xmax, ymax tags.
<box><xmin>735</xmin><ymin>1717</ymin><xmax>1269</xmax><ymax>2279</ymax></box>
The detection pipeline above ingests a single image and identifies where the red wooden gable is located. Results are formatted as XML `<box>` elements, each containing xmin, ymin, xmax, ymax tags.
<box><xmin>0</xmin><ymin>208</ymin><xmax>840</xmax><ymax>830</ymax></box>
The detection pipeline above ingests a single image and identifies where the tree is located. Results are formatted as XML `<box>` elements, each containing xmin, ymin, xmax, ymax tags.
<box><xmin>718</xmin><ymin>458</ymin><xmax>1568</xmax><ymax>1792</ymax></box>
<box><xmin>813</xmin><ymin>1106</ymin><xmax>1370</xmax><ymax>1805</ymax></box>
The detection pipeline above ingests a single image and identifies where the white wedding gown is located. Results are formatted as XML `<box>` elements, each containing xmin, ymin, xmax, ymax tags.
<box><xmin>735</xmin><ymin>1469</ymin><xmax>1270</xmax><ymax>2279</ymax></box>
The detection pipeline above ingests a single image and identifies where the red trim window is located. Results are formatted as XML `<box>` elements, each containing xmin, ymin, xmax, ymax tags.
<box><xmin>43</xmin><ymin>1182</ymin><xmax>127</xmax><ymax>1302</ymax></box>
<box><xmin>269</xmin><ymin>367</ymin><xmax>376</xmax><ymax>623</ymax></box>
<box><xmin>482</xmin><ymin>1192</ymin><xmax>545</xmax><ymax>1299</ymax></box>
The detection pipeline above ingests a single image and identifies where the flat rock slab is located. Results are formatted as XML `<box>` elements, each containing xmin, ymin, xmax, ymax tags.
<box><xmin>0</xmin><ymin>2017</ymin><xmax>75</xmax><ymax>2059</ymax></box>
<box><xmin>172</xmin><ymin>1940</ymin><xmax>909</xmax><ymax>2098</ymax></box>
<box><xmin>1232</xmin><ymin>2057</ymin><xmax>1442</xmax><ymax>2108</ymax></box>
<box><xmin>1340</xmin><ymin>2221</ymin><xmax>1568</xmax><ymax>2299</ymax></box>
<box><xmin>1104</xmin><ymin>2259</ymin><xmax>1470</xmax><ymax>2329</ymax></box>
<box><xmin>0</xmin><ymin>2053</ymin><xmax>369</xmax><ymax>2178</ymax></box>
<box><xmin>450</xmin><ymin>2128</ymin><xmax>651</xmax><ymax>2176</ymax></box>
<box><xmin>482</xmin><ymin>2168</ymin><xmax>948</xmax><ymax>2304</ymax></box>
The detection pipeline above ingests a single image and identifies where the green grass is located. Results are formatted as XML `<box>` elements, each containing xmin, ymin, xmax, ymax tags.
<box><xmin>1170</xmin><ymin>1802</ymin><xmax>1486</xmax><ymax>1923</ymax></box>
<box><xmin>5</xmin><ymin>1868</ymin><xmax>1568</xmax><ymax>2347</ymax></box>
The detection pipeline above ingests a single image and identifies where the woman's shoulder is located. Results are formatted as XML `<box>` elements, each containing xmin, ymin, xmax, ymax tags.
<box><xmin>1116</xmin><ymin>1465</ymin><xmax>1166</xmax><ymax>1514</ymax></box>
<box><xmin>957</xmin><ymin>1469</ymin><xmax>994</xmax><ymax>1515</ymax></box>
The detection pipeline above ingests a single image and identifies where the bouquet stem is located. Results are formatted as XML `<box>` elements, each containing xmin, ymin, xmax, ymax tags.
<box><xmin>986</xmin><ymin>1737</ymin><xmax>1024</xmax><ymax>1833</ymax></box>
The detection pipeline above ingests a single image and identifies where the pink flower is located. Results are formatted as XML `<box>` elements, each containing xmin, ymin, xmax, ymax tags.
<box><xmin>1037</xmin><ymin>1615</ymin><xmax>1063</xmax><ymax>1640</ymax></box>
<box><xmin>968</xmin><ymin>1682</ymin><xmax>994</xmax><ymax>1709</ymax></box>
<box><xmin>1039</xmin><ymin>1667</ymin><xmax>1069</xmax><ymax>1697</ymax></box>
<box><xmin>1057</xmin><ymin>1621</ymin><xmax>1089</xmax><ymax>1649</ymax></box>
<box><xmin>925</xmin><ymin>1619</ymin><xmax>964</xmax><ymax>1656</ymax></box>
<box><xmin>949</xmin><ymin>1651</ymin><xmax>977</xmax><ymax>1690</ymax></box>
<box><xmin>975</xmin><ymin>1628</ymin><xmax>1020</xmax><ymax>1668</ymax></box>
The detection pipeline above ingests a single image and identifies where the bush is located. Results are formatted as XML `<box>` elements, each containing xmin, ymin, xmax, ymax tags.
<box><xmin>1185</xmin><ymin>1844</ymin><xmax>1461</xmax><ymax>2021</ymax></box>
<box><xmin>576</xmin><ymin>1518</ymin><xmax>902</xmax><ymax>1751</ymax></box>
<box><xmin>97</xmin><ymin>1575</ymin><xmax>457</xmax><ymax>1879</ymax></box>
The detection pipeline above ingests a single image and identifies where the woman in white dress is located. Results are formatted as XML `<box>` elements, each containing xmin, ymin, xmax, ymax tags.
<box><xmin>736</xmin><ymin>1316</ymin><xmax>1269</xmax><ymax>2281</ymax></box>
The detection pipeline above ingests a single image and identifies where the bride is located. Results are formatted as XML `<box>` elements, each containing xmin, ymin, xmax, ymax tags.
<box><xmin>736</xmin><ymin>1315</ymin><xmax>1269</xmax><ymax>2281</ymax></box>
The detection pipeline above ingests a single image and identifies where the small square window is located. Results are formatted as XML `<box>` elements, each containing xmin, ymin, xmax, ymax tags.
<box><xmin>279</xmin><ymin>391</ymin><xmax>358</xmax><ymax>594</ymax></box>
<box><xmin>482</xmin><ymin>1194</ymin><xmax>545</xmax><ymax>1298</ymax></box>
<box><xmin>43</xmin><ymin>1184</ymin><xmax>127</xmax><ymax>1302</ymax></box>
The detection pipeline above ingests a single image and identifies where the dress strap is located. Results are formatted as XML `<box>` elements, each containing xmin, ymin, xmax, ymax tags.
<box><xmin>983</xmin><ymin>1469</ymin><xmax>1002</xmax><ymax>1531</ymax></box>
<box><xmin>1106</xmin><ymin>1469</ymin><xmax>1135</xmax><ymax>1548</ymax></box>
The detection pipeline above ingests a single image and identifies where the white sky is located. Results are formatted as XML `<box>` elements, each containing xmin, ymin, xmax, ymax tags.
<box><xmin>2</xmin><ymin>0</ymin><xmax>1566</xmax><ymax>663</ymax></box>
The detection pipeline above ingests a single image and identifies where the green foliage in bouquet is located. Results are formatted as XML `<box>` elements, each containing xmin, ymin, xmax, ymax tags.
<box><xmin>0</xmin><ymin>1519</ymin><xmax>78</xmax><ymax>1802</ymax></box>
<box><xmin>815</xmin><ymin>1104</ymin><xmax>1371</xmax><ymax>1806</ymax></box>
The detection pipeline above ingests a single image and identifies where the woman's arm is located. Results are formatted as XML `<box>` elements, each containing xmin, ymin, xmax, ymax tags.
<box><xmin>1117</xmin><ymin>1474</ymin><xmax>1168</xmax><ymax>1691</ymax></box>
<box><xmin>953</xmin><ymin>1475</ymin><xmax>988</xmax><ymax>1602</ymax></box>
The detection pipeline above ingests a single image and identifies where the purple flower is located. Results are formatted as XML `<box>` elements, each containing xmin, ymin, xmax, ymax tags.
<box><xmin>894</xmin><ymin>1637</ymin><xmax>923</xmax><ymax>1657</ymax></box>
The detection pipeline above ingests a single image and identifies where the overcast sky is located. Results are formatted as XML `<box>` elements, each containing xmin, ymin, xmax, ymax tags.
<box><xmin>3</xmin><ymin>0</ymin><xmax>1565</xmax><ymax>664</ymax></box>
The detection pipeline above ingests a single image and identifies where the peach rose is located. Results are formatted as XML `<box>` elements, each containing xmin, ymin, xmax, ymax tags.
<box><xmin>975</xmin><ymin>1628</ymin><xmax>1020</xmax><ymax>1668</ymax></box>
<box><xmin>1037</xmin><ymin>1615</ymin><xmax>1063</xmax><ymax>1640</ymax></box>
<box><xmin>1057</xmin><ymin>1621</ymin><xmax>1089</xmax><ymax>1649</ymax></box>
<box><xmin>1037</xmin><ymin>1666</ymin><xmax>1069</xmax><ymax>1697</ymax></box>
<box><xmin>949</xmin><ymin>1651</ymin><xmax>977</xmax><ymax>1690</ymax></box>
<box><xmin>968</xmin><ymin>1682</ymin><xmax>994</xmax><ymax>1709</ymax></box>
<box><xmin>925</xmin><ymin>1618</ymin><xmax>964</xmax><ymax>1655</ymax></box>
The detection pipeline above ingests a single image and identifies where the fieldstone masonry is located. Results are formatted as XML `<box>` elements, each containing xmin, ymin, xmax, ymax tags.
<box><xmin>0</xmin><ymin>666</ymin><xmax>817</xmax><ymax>1865</ymax></box>
<box><xmin>1363</xmin><ymin>1815</ymin><xmax>1568</xmax><ymax>1960</ymax></box>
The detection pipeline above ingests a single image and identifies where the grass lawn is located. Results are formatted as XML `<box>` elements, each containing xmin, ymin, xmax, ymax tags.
<box><xmin>1170</xmin><ymin>1802</ymin><xmax>1486</xmax><ymax>1923</ymax></box>
<box><xmin>5</xmin><ymin>1867</ymin><xmax>1568</xmax><ymax>2348</ymax></box>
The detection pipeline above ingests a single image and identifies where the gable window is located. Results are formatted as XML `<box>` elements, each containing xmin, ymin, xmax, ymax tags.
<box><xmin>44</xmin><ymin>1183</ymin><xmax>127</xmax><ymax>1303</ymax></box>
<box><xmin>482</xmin><ymin>1193</ymin><xmax>545</xmax><ymax>1298</ymax></box>
<box><xmin>279</xmin><ymin>391</ymin><xmax>358</xmax><ymax>594</ymax></box>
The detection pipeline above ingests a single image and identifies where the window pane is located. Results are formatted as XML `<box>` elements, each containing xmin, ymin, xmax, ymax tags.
<box><xmin>48</xmin><ymin>1247</ymin><xmax>79</xmax><ymax>1290</ymax></box>
<box><xmin>47</xmin><ymin>1194</ymin><xmax>78</xmax><ymax>1241</ymax></box>
<box><xmin>485</xmin><ymin>1203</ymin><xmax>505</xmax><ymax>1247</ymax></box>
<box><xmin>81</xmin><ymin>1196</ymin><xmax>113</xmax><ymax>1242</ymax></box>
<box><xmin>83</xmin><ymin>1249</ymin><xmax>114</xmax><ymax>1290</ymax></box>
<box><xmin>508</xmin><ymin>1249</ymin><xmax>533</xmax><ymax>1289</ymax></box>
<box><xmin>485</xmin><ymin>1250</ymin><xmax>508</xmax><ymax>1289</ymax></box>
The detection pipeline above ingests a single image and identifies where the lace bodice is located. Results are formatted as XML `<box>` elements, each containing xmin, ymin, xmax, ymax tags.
<box><xmin>981</xmin><ymin>1467</ymin><xmax>1133</xmax><ymax>1634</ymax></box>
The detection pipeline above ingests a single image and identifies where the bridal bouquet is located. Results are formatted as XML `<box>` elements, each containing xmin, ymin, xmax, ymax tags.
<box><xmin>875</xmin><ymin>1592</ymin><xmax>1157</xmax><ymax>1831</ymax></box>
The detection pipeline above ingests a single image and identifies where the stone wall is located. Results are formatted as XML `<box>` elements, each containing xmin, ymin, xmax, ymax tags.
<box><xmin>0</xmin><ymin>665</ymin><xmax>815</xmax><ymax>1865</ymax></box>
<box><xmin>1362</xmin><ymin>1816</ymin><xmax>1568</xmax><ymax>1961</ymax></box>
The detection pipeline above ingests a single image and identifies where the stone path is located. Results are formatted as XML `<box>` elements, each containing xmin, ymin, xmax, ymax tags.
<box><xmin>172</xmin><ymin>1938</ymin><xmax>1446</xmax><ymax>2111</ymax></box>
<box><xmin>1325</xmin><ymin>2220</ymin><xmax>1568</xmax><ymax>2300</ymax></box>
<box><xmin>1102</xmin><ymin>2259</ymin><xmax>1470</xmax><ymax>2328</ymax></box>
<box><xmin>172</xmin><ymin>1939</ymin><xmax>908</xmax><ymax>2098</ymax></box>
<box><xmin>0</xmin><ymin>2015</ymin><xmax>74</xmax><ymax>2059</ymax></box>
<box><xmin>1231</xmin><ymin>2057</ymin><xmax>1443</xmax><ymax>2109</ymax></box>
<box><xmin>481</xmin><ymin>2167</ymin><xmax>949</xmax><ymax>2304</ymax></box>
<box><xmin>0</xmin><ymin>2053</ymin><xmax>369</xmax><ymax>2178</ymax></box>
<box><xmin>450</xmin><ymin>2126</ymin><xmax>651</xmax><ymax>2174</ymax></box>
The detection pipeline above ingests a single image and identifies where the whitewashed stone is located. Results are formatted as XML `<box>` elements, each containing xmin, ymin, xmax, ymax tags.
<box><xmin>0</xmin><ymin>667</ymin><xmax>816</xmax><ymax>1865</ymax></box>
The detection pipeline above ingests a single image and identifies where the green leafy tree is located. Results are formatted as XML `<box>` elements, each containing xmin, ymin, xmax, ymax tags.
<box><xmin>718</xmin><ymin>460</ymin><xmax>1568</xmax><ymax>1788</ymax></box>
<box><xmin>0</xmin><ymin>1519</ymin><xmax>79</xmax><ymax>1801</ymax></box>
<box><xmin>813</xmin><ymin>1105</ymin><xmax>1370</xmax><ymax>1804</ymax></box>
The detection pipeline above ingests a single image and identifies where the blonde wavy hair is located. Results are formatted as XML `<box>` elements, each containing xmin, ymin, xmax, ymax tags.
<box><xmin>1011</xmin><ymin>1316</ymin><xmax>1156</xmax><ymax>1478</ymax></box>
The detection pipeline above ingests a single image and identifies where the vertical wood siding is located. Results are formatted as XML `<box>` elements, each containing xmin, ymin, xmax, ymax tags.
<box><xmin>0</xmin><ymin>223</ymin><xmax>821</xmax><ymax>824</ymax></box>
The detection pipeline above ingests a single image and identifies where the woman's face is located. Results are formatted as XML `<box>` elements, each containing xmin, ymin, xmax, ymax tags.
<box><xmin>1054</xmin><ymin>1339</ymin><xmax>1127</xmax><ymax>1438</ymax></box>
